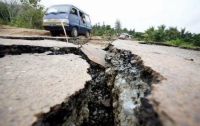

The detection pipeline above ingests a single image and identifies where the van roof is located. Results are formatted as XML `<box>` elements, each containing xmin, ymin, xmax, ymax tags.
<box><xmin>50</xmin><ymin>4</ymin><xmax>89</xmax><ymax>16</ymax></box>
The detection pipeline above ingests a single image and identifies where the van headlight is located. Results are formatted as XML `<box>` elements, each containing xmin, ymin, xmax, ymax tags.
<box><xmin>43</xmin><ymin>19</ymin><xmax>47</xmax><ymax>22</ymax></box>
<box><xmin>60</xmin><ymin>19</ymin><xmax>69</xmax><ymax>24</ymax></box>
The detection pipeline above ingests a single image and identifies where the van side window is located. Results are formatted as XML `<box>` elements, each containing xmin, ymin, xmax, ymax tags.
<box><xmin>71</xmin><ymin>8</ymin><xmax>78</xmax><ymax>16</ymax></box>
<box><xmin>79</xmin><ymin>12</ymin><xmax>86</xmax><ymax>24</ymax></box>
<box><xmin>85</xmin><ymin>15</ymin><xmax>90</xmax><ymax>23</ymax></box>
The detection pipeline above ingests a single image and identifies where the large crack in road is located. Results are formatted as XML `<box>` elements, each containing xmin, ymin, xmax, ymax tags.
<box><xmin>0</xmin><ymin>43</ymin><xmax>163</xmax><ymax>126</ymax></box>
<box><xmin>105</xmin><ymin>45</ymin><xmax>164</xmax><ymax>126</ymax></box>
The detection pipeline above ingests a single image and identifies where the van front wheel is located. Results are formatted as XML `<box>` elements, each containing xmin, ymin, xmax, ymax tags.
<box><xmin>71</xmin><ymin>27</ymin><xmax>78</xmax><ymax>37</ymax></box>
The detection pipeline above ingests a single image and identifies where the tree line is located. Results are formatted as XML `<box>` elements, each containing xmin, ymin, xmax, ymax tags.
<box><xmin>0</xmin><ymin>0</ymin><xmax>44</xmax><ymax>29</ymax></box>
<box><xmin>142</xmin><ymin>25</ymin><xmax>200</xmax><ymax>47</ymax></box>
<box><xmin>93</xmin><ymin>20</ymin><xmax>200</xmax><ymax>47</ymax></box>
<box><xmin>92</xmin><ymin>20</ymin><xmax>135</xmax><ymax>38</ymax></box>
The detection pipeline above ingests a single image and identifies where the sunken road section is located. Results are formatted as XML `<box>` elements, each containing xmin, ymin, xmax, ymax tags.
<box><xmin>0</xmin><ymin>43</ymin><xmax>163</xmax><ymax>126</ymax></box>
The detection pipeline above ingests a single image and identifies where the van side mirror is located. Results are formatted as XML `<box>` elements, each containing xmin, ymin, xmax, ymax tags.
<box><xmin>71</xmin><ymin>9</ymin><xmax>75</xmax><ymax>14</ymax></box>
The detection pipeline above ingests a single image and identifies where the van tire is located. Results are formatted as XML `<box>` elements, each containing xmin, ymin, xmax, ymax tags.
<box><xmin>85</xmin><ymin>31</ymin><xmax>90</xmax><ymax>38</ymax></box>
<box><xmin>71</xmin><ymin>27</ymin><xmax>78</xmax><ymax>37</ymax></box>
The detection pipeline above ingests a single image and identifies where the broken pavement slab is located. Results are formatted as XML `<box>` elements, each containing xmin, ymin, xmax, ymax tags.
<box><xmin>81</xmin><ymin>44</ymin><xmax>106</xmax><ymax>67</ymax></box>
<box><xmin>112</xmin><ymin>40</ymin><xmax>200</xmax><ymax>126</ymax></box>
<box><xmin>0</xmin><ymin>35</ymin><xmax>84</xmax><ymax>43</ymax></box>
<box><xmin>0</xmin><ymin>53</ymin><xmax>91</xmax><ymax>126</ymax></box>
<box><xmin>0</xmin><ymin>38</ymin><xmax>106</xmax><ymax>67</ymax></box>
<box><xmin>0</xmin><ymin>38</ymin><xmax>78</xmax><ymax>48</ymax></box>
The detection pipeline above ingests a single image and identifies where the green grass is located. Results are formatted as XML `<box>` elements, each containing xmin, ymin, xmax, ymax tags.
<box><xmin>164</xmin><ymin>39</ymin><xmax>197</xmax><ymax>48</ymax></box>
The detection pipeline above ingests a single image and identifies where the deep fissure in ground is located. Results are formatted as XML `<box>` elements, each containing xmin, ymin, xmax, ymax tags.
<box><xmin>105</xmin><ymin>45</ymin><xmax>163</xmax><ymax>126</ymax></box>
<box><xmin>0</xmin><ymin>43</ymin><xmax>163</xmax><ymax>126</ymax></box>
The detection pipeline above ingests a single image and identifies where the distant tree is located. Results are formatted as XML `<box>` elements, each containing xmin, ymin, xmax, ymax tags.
<box><xmin>165</xmin><ymin>26</ymin><xmax>180</xmax><ymax>40</ymax></box>
<box><xmin>106</xmin><ymin>25</ymin><xmax>111</xmax><ymax>30</ymax></box>
<box><xmin>144</xmin><ymin>26</ymin><xmax>155</xmax><ymax>41</ymax></box>
<box><xmin>115</xmin><ymin>19</ymin><xmax>122</xmax><ymax>33</ymax></box>
<box><xmin>183</xmin><ymin>32</ymin><xmax>193</xmax><ymax>42</ymax></box>
<box><xmin>102</xmin><ymin>22</ymin><xmax>105</xmax><ymax>30</ymax></box>
<box><xmin>122</xmin><ymin>28</ymin><xmax>128</xmax><ymax>33</ymax></box>
<box><xmin>0</xmin><ymin>1</ymin><xmax>8</xmax><ymax>23</ymax></box>
<box><xmin>193</xmin><ymin>34</ymin><xmax>200</xmax><ymax>46</ymax></box>
<box><xmin>97</xmin><ymin>22</ymin><xmax>100</xmax><ymax>29</ymax></box>
<box><xmin>154</xmin><ymin>24</ymin><xmax>166</xmax><ymax>42</ymax></box>
<box><xmin>180</xmin><ymin>28</ymin><xmax>186</xmax><ymax>39</ymax></box>
<box><xmin>0</xmin><ymin>0</ymin><xmax>21</xmax><ymax>23</ymax></box>
<box><xmin>0</xmin><ymin>0</ymin><xmax>44</xmax><ymax>29</ymax></box>
<box><xmin>20</xmin><ymin>0</ymin><xmax>41</xmax><ymax>7</ymax></box>
<box><xmin>129</xmin><ymin>29</ymin><xmax>135</xmax><ymax>35</ymax></box>
<box><xmin>134</xmin><ymin>32</ymin><xmax>144</xmax><ymax>41</ymax></box>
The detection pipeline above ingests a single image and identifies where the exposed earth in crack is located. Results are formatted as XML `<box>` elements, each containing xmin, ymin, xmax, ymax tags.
<box><xmin>105</xmin><ymin>45</ymin><xmax>164</xmax><ymax>126</ymax></box>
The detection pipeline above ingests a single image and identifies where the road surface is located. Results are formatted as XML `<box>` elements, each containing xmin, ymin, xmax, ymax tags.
<box><xmin>0</xmin><ymin>38</ymin><xmax>200</xmax><ymax>126</ymax></box>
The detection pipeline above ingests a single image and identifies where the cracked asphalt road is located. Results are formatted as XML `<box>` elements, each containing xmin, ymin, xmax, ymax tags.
<box><xmin>0</xmin><ymin>38</ymin><xmax>200</xmax><ymax>126</ymax></box>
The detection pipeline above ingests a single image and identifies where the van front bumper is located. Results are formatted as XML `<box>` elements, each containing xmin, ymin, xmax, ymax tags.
<box><xmin>42</xmin><ymin>19</ymin><xmax>70</xmax><ymax>31</ymax></box>
<box><xmin>43</xmin><ymin>23</ymin><xmax>71</xmax><ymax>31</ymax></box>
<box><xmin>42</xmin><ymin>24</ymin><xmax>69</xmax><ymax>26</ymax></box>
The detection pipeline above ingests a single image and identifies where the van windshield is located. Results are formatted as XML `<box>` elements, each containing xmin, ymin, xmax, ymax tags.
<box><xmin>45</xmin><ymin>5</ymin><xmax>70</xmax><ymax>15</ymax></box>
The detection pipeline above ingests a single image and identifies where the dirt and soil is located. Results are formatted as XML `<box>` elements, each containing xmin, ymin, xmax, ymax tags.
<box><xmin>0</xmin><ymin>25</ymin><xmax>50</xmax><ymax>36</ymax></box>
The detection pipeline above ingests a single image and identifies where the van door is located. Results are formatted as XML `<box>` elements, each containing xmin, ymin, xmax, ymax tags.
<box><xmin>69</xmin><ymin>8</ymin><xmax>79</xmax><ymax>31</ymax></box>
<box><xmin>78</xmin><ymin>11</ymin><xmax>87</xmax><ymax>34</ymax></box>
<box><xmin>85</xmin><ymin>14</ymin><xmax>92</xmax><ymax>31</ymax></box>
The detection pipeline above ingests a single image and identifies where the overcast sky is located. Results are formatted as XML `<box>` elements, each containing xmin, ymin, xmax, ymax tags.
<box><xmin>40</xmin><ymin>0</ymin><xmax>200</xmax><ymax>33</ymax></box>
